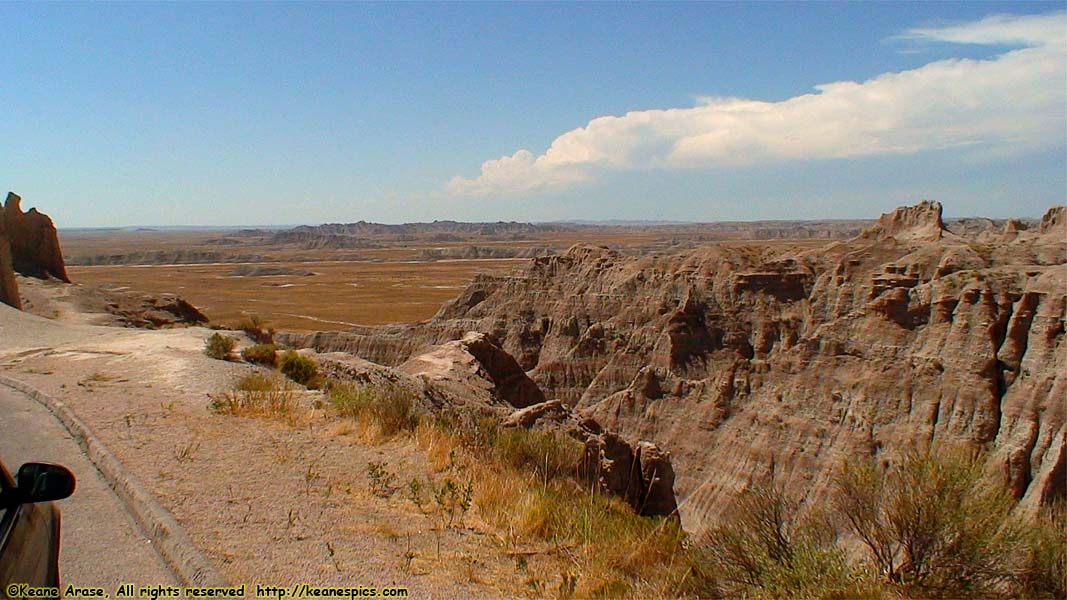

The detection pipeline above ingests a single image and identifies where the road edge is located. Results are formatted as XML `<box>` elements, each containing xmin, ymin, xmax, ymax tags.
<box><xmin>0</xmin><ymin>374</ymin><xmax>228</xmax><ymax>587</ymax></box>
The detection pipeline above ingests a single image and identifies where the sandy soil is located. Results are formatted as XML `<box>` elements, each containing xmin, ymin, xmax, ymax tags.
<box><xmin>0</xmin><ymin>289</ymin><xmax>530</xmax><ymax>598</ymax></box>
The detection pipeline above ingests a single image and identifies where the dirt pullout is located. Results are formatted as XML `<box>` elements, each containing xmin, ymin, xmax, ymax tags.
<box><xmin>0</xmin><ymin>305</ymin><xmax>518</xmax><ymax>597</ymax></box>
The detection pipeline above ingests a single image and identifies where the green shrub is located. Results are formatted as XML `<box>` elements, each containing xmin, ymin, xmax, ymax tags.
<box><xmin>696</xmin><ymin>483</ymin><xmax>872</xmax><ymax>599</ymax></box>
<box><xmin>240</xmin><ymin>343</ymin><xmax>278</xmax><ymax>366</ymax></box>
<box><xmin>279</xmin><ymin>350</ymin><xmax>318</xmax><ymax>387</ymax></box>
<box><xmin>204</xmin><ymin>333</ymin><xmax>236</xmax><ymax>360</ymax></box>
<box><xmin>833</xmin><ymin>447</ymin><xmax>1024</xmax><ymax>597</ymax></box>
<box><xmin>330</xmin><ymin>382</ymin><xmax>419</xmax><ymax>435</ymax></box>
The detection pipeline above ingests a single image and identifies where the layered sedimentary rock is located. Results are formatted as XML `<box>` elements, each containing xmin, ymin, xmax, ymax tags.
<box><xmin>281</xmin><ymin>201</ymin><xmax>1067</xmax><ymax>533</ymax></box>
<box><xmin>0</xmin><ymin>192</ymin><xmax>70</xmax><ymax>308</ymax></box>
<box><xmin>309</xmin><ymin>333</ymin><xmax>678</xmax><ymax>516</ymax></box>
<box><xmin>90</xmin><ymin>289</ymin><xmax>208</xmax><ymax>328</ymax></box>
<box><xmin>4</xmin><ymin>192</ymin><xmax>69</xmax><ymax>282</ymax></box>
<box><xmin>66</xmin><ymin>250</ymin><xmax>276</xmax><ymax>266</ymax></box>
<box><xmin>416</xmin><ymin>246</ymin><xmax>555</xmax><ymax>261</ymax></box>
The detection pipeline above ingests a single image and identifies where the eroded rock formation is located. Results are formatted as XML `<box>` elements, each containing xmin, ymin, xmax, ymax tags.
<box><xmin>280</xmin><ymin>201</ymin><xmax>1067</xmax><ymax>533</ymax></box>
<box><xmin>0</xmin><ymin>211</ymin><xmax>19</xmax><ymax>309</ymax></box>
<box><xmin>4</xmin><ymin>192</ymin><xmax>69</xmax><ymax>282</ymax></box>
<box><xmin>0</xmin><ymin>192</ymin><xmax>70</xmax><ymax>308</ymax></box>
<box><xmin>309</xmin><ymin>334</ymin><xmax>679</xmax><ymax>516</ymax></box>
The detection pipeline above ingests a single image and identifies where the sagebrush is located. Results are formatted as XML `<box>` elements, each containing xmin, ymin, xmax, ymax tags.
<box><xmin>279</xmin><ymin>350</ymin><xmax>319</xmax><ymax>387</ymax></box>
<box><xmin>241</xmin><ymin>343</ymin><xmax>278</xmax><ymax>366</ymax></box>
<box><xmin>204</xmin><ymin>333</ymin><xmax>236</xmax><ymax>360</ymax></box>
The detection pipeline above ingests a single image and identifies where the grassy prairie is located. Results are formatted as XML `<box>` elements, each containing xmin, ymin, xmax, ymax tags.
<box><xmin>60</xmin><ymin>226</ymin><xmax>830</xmax><ymax>332</ymax></box>
<box><xmin>68</xmin><ymin>259</ymin><xmax>524</xmax><ymax>331</ymax></box>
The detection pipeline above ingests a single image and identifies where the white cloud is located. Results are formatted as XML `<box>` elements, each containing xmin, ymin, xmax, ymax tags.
<box><xmin>446</xmin><ymin>11</ymin><xmax>1066</xmax><ymax>197</ymax></box>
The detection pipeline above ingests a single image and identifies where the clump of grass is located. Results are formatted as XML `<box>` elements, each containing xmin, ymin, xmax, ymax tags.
<box><xmin>473</xmin><ymin>458</ymin><xmax>699</xmax><ymax>598</ymax></box>
<box><xmin>491</xmin><ymin>427</ymin><xmax>584</xmax><ymax>482</ymax></box>
<box><xmin>204</xmin><ymin>333</ymin><xmax>237</xmax><ymax>360</ymax></box>
<box><xmin>279</xmin><ymin>350</ymin><xmax>320</xmax><ymax>387</ymax></box>
<box><xmin>241</xmin><ymin>343</ymin><xmax>278</xmax><ymax>366</ymax></box>
<box><xmin>1018</xmin><ymin>502</ymin><xmax>1067</xmax><ymax>599</ymax></box>
<box><xmin>237</xmin><ymin>313</ymin><xmax>274</xmax><ymax>344</ymax></box>
<box><xmin>209</xmin><ymin>372</ymin><xmax>294</xmax><ymax>420</ymax></box>
<box><xmin>234</xmin><ymin>372</ymin><xmax>279</xmax><ymax>392</ymax></box>
<box><xmin>437</xmin><ymin>413</ymin><xmax>583</xmax><ymax>481</ymax></box>
<box><xmin>410</xmin><ymin>416</ymin><xmax>702</xmax><ymax>598</ymax></box>
<box><xmin>329</xmin><ymin>382</ymin><xmax>420</xmax><ymax>436</ymax></box>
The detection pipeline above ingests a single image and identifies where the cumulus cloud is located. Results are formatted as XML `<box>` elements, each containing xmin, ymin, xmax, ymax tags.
<box><xmin>445</xmin><ymin>11</ymin><xmax>1066</xmax><ymax>197</ymax></box>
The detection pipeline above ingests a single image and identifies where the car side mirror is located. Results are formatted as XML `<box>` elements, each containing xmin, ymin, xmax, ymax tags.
<box><xmin>16</xmin><ymin>462</ymin><xmax>76</xmax><ymax>503</ymax></box>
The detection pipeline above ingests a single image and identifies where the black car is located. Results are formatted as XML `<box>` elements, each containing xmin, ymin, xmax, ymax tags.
<box><xmin>0</xmin><ymin>460</ymin><xmax>76</xmax><ymax>593</ymax></box>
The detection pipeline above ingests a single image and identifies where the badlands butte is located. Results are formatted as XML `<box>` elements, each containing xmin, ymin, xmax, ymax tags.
<box><xmin>1</xmin><ymin>191</ymin><xmax>1065</xmax><ymax>592</ymax></box>
<box><xmin>280</xmin><ymin>200</ymin><xmax>1067</xmax><ymax>531</ymax></box>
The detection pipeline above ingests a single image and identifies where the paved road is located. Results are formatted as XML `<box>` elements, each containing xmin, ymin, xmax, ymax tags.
<box><xmin>0</xmin><ymin>385</ymin><xmax>178</xmax><ymax>588</ymax></box>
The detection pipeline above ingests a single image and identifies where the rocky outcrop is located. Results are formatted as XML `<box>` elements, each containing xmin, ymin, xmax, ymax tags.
<box><xmin>99</xmin><ymin>292</ymin><xmax>208</xmax><ymax>328</ymax></box>
<box><xmin>860</xmin><ymin>199</ymin><xmax>947</xmax><ymax>242</ymax></box>
<box><xmin>1040</xmin><ymin>205</ymin><xmax>1065</xmax><ymax>233</ymax></box>
<box><xmin>3</xmin><ymin>194</ymin><xmax>68</xmax><ymax>281</ymax></box>
<box><xmin>415</xmin><ymin>246</ymin><xmax>556</xmax><ymax>261</ymax></box>
<box><xmin>0</xmin><ymin>211</ymin><xmax>19</xmax><ymax>309</ymax></box>
<box><xmin>306</xmin><ymin>336</ymin><xmax>678</xmax><ymax>516</ymax></box>
<box><xmin>3</xmin><ymin>192</ymin><xmax>69</xmax><ymax>282</ymax></box>
<box><xmin>0</xmin><ymin>192</ymin><xmax>71</xmax><ymax>309</ymax></box>
<box><xmin>282</xmin><ymin>201</ymin><xmax>1065</xmax><ymax>533</ymax></box>
<box><xmin>398</xmin><ymin>332</ymin><xmax>546</xmax><ymax>409</ymax></box>
<box><xmin>65</xmin><ymin>283</ymin><xmax>209</xmax><ymax>328</ymax></box>
<box><xmin>502</xmin><ymin>399</ymin><xmax>678</xmax><ymax>517</ymax></box>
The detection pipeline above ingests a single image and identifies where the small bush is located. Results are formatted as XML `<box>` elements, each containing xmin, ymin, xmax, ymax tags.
<box><xmin>833</xmin><ymin>446</ymin><xmax>1024</xmax><ymax>597</ymax></box>
<box><xmin>330</xmin><ymin>382</ymin><xmax>419</xmax><ymax>436</ymax></box>
<box><xmin>696</xmin><ymin>483</ymin><xmax>871</xmax><ymax>599</ymax></box>
<box><xmin>204</xmin><ymin>333</ymin><xmax>236</xmax><ymax>360</ymax></box>
<box><xmin>240</xmin><ymin>343</ymin><xmax>278</xmax><ymax>366</ymax></box>
<box><xmin>237</xmin><ymin>313</ymin><xmax>274</xmax><ymax>344</ymax></box>
<box><xmin>279</xmin><ymin>350</ymin><xmax>319</xmax><ymax>387</ymax></box>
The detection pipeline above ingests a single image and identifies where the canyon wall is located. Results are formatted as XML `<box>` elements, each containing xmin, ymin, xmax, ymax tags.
<box><xmin>280</xmin><ymin>201</ymin><xmax>1067</xmax><ymax>533</ymax></box>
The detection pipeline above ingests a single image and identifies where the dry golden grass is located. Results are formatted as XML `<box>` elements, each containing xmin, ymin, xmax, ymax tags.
<box><xmin>212</xmin><ymin>376</ymin><xmax>700</xmax><ymax>598</ymax></box>
<box><xmin>208</xmin><ymin>371</ymin><xmax>305</xmax><ymax>426</ymax></box>
<box><xmin>61</xmin><ymin>227</ymin><xmax>830</xmax><ymax>332</ymax></box>
<box><xmin>68</xmin><ymin>259</ymin><xmax>524</xmax><ymax>331</ymax></box>
<box><xmin>413</xmin><ymin>421</ymin><xmax>462</xmax><ymax>472</ymax></box>
<box><xmin>411</xmin><ymin>422</ymin><xmax>700</xmax><ymax>599</ymax></box>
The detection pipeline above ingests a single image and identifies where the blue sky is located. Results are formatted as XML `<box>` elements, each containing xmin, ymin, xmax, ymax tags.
<box><xmin>2</xmin><ymin>2</ymin><xmax>1064</xmax><ymax>227</ymax></box>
